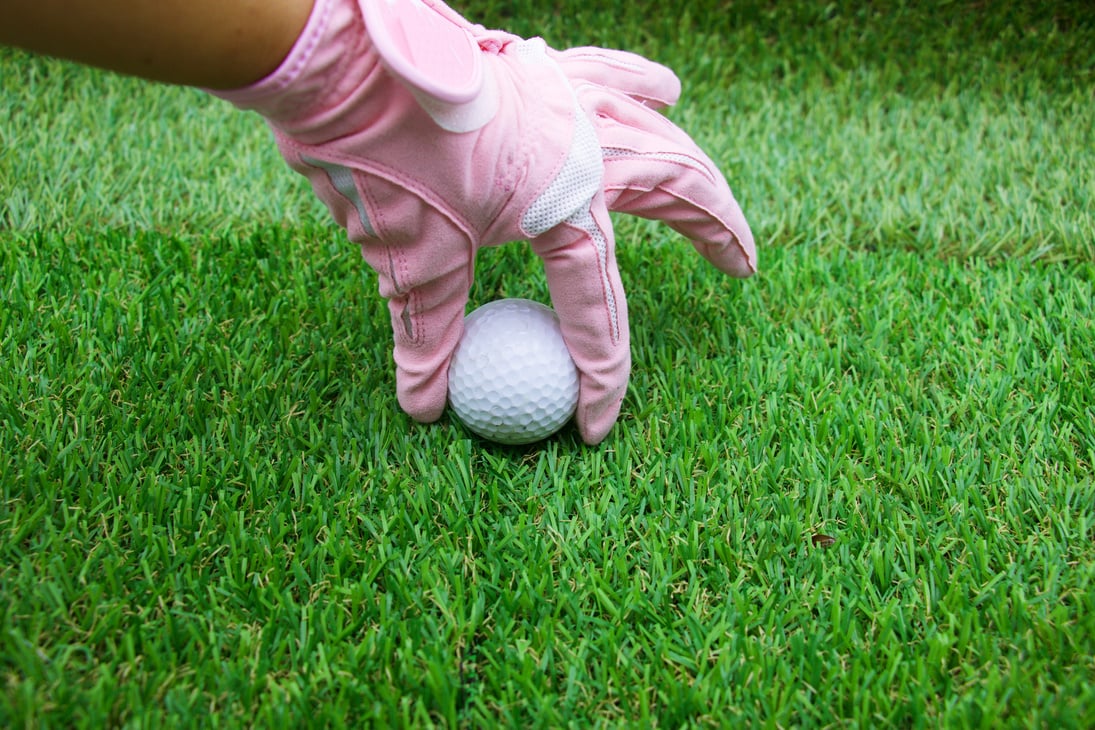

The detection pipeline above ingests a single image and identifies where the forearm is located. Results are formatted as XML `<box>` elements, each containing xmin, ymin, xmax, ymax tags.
<box><xmin>0</xmin><ymin>0</ymin><xmax>314</xmax><ymax>89</ymax></box>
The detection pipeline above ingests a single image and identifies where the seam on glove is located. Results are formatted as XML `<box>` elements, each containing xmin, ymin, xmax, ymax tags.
<box><xmin>278</xmin><ymin>134</ymin><xmax>480</xmax><ymax>246</ymax></box>
<box><xmin>601</xmin><ymin>148</ymin><xmax>717</xmax><ymax>185</ymax></box>
<box><xmin>566</xmin><ymin>207</ymin><xmax>621</xmax><ymax>344</ymax></box>
<box><xmin>300</xmin><ymin>155</ymin><xmax>378</xmax><ymax>237</ymax></box>
<box><xmin>522</xmin><ymin>106</ymin><xmax>602</xmax><ymax>237</ymax></box>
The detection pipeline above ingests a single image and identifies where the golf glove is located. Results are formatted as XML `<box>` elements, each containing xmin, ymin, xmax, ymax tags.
<box><xmin>211</xmin><ymin>0</ymin><xmax>756</xmax><ymax>445</ymax></box>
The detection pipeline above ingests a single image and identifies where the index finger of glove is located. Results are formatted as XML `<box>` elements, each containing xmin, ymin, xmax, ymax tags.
<box><xmin>352</xmin><ymin>191</ymin><xmax>477</xmax><ymax>426</ymax></box>
<box><xmin>384</xmin><ymin>269</ymin><xmax>471</xmax><ymax>426</ymax></box>
<box><xmin>552</xmin><ymin>46</ymin><xmax>681</xmax><ymax>109</ymax></box>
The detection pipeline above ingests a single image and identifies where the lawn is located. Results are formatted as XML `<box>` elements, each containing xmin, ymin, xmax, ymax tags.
<box><xmin>2</xmin><ymin>0</ymin><xmax>1094</xmax><ymax>727</ymax></box>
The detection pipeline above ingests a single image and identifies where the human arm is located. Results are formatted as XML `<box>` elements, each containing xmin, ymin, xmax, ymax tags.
<box><xmin>0</xmin><ymin>0</ymin><xmax>313</xmax><ymax>88</ymax></box>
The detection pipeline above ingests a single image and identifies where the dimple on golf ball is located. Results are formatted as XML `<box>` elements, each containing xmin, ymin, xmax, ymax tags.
<box><xmin>447</xmin><ymin>298</ymin><xmax>579</xmax><ymax>445</ymax></box>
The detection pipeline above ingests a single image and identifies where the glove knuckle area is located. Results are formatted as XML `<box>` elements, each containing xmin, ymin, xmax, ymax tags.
<box><xmin>521</xmin><ymin>107</ymin><xmax>603</xmax><ymax>237</ymax></box>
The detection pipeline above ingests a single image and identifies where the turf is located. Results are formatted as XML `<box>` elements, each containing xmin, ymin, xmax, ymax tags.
<box><xmin>2</xmin><ymin>0</ymin><xmax>1094</xmax><ymax>727</ymax></box>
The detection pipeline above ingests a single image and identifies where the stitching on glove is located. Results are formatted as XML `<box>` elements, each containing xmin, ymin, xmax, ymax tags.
<box><xmin>565</xmin><ymin>207</ymin><xmax>620</xmax><ymax>344</ymax></box>
<box><xmin>562</xmin><ymin>50</ymin><xmax>643</xmax><ymax>73</ymax></box>
<box><xmin>277</xmin><ymin>0</ymin><xmax>335</xmax><ymax>94</ymax></box>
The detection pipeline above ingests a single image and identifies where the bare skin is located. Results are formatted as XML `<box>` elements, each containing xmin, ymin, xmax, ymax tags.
<box><xmin>0</xmin><ymin>0</ymin><xmax>315</xmax><ymax>89</ymax></box>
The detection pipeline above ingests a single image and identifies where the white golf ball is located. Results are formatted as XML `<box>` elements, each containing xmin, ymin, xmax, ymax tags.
<box><xmin>447</xmin><ymin>298</ymin><xmax>579</xmax><ymax>445</ymax></box>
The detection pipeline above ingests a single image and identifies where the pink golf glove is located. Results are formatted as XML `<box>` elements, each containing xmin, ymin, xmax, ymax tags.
<box><xmin>212</xmin><ymin>0</ymin><xmax>756</xmax><ymax>445</ymax></box>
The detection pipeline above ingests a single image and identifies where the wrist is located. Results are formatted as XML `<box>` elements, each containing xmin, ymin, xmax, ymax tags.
<box><xmin>209</xmin><ymin>0</ymin><xmax>382</xmax><ymax>142</ymax></box>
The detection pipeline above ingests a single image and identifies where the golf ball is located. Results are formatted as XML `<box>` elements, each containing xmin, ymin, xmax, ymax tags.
<box><xmin>447</xmin><ymin>298</ymin><xmax>579</xmax><ymax>445</ymax></box>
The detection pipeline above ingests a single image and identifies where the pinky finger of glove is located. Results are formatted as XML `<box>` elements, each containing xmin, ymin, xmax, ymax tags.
<box><xmin>532</xmin><ymin>192</ymin><xmax>630</xmax><ymax>446</ymax></box>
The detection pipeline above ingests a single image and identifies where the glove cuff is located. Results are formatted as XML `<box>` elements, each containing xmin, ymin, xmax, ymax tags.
<box><xmin>207</xmin><ymin>0</ymin><xmax>383</xmax><ymax>143</ymax></box>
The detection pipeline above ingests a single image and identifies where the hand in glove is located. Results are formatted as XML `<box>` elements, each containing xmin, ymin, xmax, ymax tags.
<box><xmin>212</xmin><ymin>0</ymin><xmax>756</xmax><ymax>445</ymax></box>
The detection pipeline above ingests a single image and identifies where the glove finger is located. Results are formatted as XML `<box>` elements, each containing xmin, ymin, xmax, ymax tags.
<box><xmin>340</xmin><ymin>170</ymin><xmax>477</xmax><ymax>426</ymax></box>
<box><xmin>384</xmin><ymin>264</ymin><xmax>472</xmax><ymax>425</ymax></box>
<box><xmin>531</xmin><ymin>192</ymin><xmax>630</xmax><ymax>446</ymax></box>
<box><xmin>579</xmin><ymin>85</ymin><xmax>757</xmax><ymax>278</ymax></box>
<box><xmin>553</xmin><ymin>46</ymin><xmax>681</xmax><ymax>109</ymax></box>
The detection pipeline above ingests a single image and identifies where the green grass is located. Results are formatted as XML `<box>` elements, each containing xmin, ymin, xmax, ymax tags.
<box><xmin>2</xmin><ymin>0</ymin><xmax>1094</xmax><ymax>727</ymax></box>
